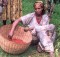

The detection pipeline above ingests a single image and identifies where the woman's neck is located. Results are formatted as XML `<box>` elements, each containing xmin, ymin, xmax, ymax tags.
<box><xmin>36</xmin><ymin>14</ymin><xmax>42</xmax><ymax>24</ymax></box>
<box><xmin>36</xmin><ymin>15</ymin><xmax>42</xmax><ymax>19</ymax></box>
<box><xmin>35</xmin><ymin>13</ymin><xmax>42</xmax><ymax>17</ymax></box>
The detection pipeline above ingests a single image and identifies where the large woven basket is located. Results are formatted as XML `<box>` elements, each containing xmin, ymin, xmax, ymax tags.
<box><xmin>0</xmin><ymin>24</ymin><xmax>32</xmax><ymax>54</ymax></box>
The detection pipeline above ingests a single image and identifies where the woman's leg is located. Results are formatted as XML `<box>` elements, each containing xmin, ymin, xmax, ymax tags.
<box><xmin>3</xmin><ymin>20</ymin><xmax>6</xmax><ymax>25</ymax></box>
<box><xmin>11</xmin><ymin>20</ymin><xmax>14</xmax><ymax>24</ymax></box>
<box><xmin>35</xmin><ymin>24</ymin><xmax>55</xmax><ymax>57</ymax></box>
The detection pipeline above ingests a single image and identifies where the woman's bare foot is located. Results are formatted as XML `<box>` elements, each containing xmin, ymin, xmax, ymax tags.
<box><xmin>49</xmin><ymin>52</ymin><xmax>54</xmax><ymax>57</ymax></box>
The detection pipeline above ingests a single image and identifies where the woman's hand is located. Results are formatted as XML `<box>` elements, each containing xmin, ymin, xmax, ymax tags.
<box><xmin>24</xmin><ymin>27</ymin><xmax>30</xmax><ymax>32</ymax></box>
<box><xmin>8</xmin><ymin>31</ymin><xmax>13</xmax><ymax>40</ymax></box>
<box><xmin>24</xmin><ymin>27</ymin><xmax>34</xmax><ymax>32</ymax></box>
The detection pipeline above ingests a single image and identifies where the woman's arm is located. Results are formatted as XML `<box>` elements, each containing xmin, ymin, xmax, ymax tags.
<box><xmin>8</xmin><ymin>18</ymin><xmax>22</xmax><ymax>39</ymax></box>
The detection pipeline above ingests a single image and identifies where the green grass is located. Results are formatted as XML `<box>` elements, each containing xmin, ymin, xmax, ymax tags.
<box><xmin>0</xmin><ymin>46</ymin><xmax>49</xmax><ymax>57</ymax></box>
<box><xmin>0</xmin><ymin>0</ymin><xmax>60</xmax><ymax>57</ymax></box>
<box><xmin>22</xmin><ymin>0</ymin><xmax>36</xmax><ymax>15</ymax></box>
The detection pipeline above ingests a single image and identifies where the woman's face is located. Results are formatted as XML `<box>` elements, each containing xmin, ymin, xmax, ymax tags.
<box><xmin>34</xmin><ymin>3</ymin><xmax>43</xmax><ymax>16</ymax></box>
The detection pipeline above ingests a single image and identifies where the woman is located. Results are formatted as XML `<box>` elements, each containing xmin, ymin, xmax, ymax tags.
<box><xmin>0</xmin><ymin>0</ymin><xmax>21</xmax><ymax>25</ymax></box>
<box><xmin>8</xmin><ymin>1</ymin><xmax>56</xmax><ymax>57</ymax></box>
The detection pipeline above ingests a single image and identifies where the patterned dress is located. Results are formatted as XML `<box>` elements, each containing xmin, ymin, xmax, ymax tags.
<box><xmin>0</xmin><ymin>0</ymin><xmax>22</xmax><ymax>20</ymax></box>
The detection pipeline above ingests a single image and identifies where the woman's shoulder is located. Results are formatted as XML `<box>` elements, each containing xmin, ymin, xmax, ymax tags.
<box><xmin>42</xmin><ymin>14</ymin><xmax>49</xmax><ymax>21</ymax></box>
<box><xmin>42</xmin><ymin>14</ymin><xmax>49</xmax><ymax>18</ymax></box>
<box><xmin>20</xmin><ymin>12</ymin><xmax>35</xmax><ymax>20</ymax></box>
<box><xmin>43</xmin><ymin>13</ymin><xmax>48</xmax><ymax>17</ymax></box>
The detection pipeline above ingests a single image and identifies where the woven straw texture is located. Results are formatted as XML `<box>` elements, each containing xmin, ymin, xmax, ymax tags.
<box><xmin>0</xmin><ymin>24</ymin><xmax>32</xmax><ymax>54</ymax></box>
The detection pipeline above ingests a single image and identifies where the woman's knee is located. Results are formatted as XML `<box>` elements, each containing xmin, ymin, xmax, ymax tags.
<box><xmin>49</xmin><ymin>24</ymin><xmax>55</xmax><ymax>30</ymax></box>
<box><xmin>46</xmin><ymin>24</ymin><xmax>55</xmax><ymax>31</ymax></box>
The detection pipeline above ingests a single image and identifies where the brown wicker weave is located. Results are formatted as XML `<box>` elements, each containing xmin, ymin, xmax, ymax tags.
<box><xmin>0</xmin><ymin>24</ymin><xmax>32</xmax><ymax>54</ymax></box>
